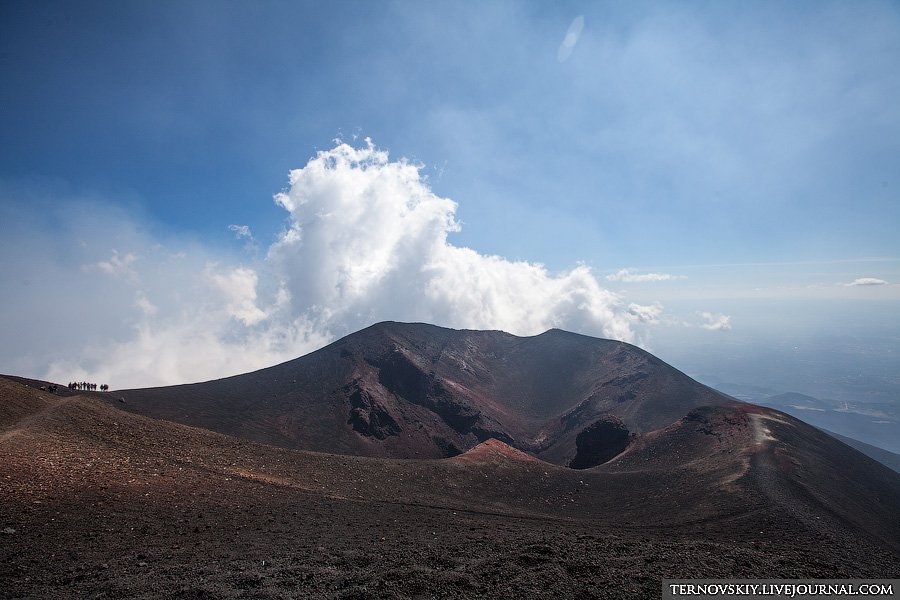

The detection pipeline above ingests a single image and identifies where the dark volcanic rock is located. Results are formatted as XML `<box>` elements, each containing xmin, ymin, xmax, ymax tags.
<box><xmin>344</xmin><ymin>381</ymin><xmax>401</xmax><ymax>440</ymax></box>
<box><xmin>106</xmin><ymin>322</ymin><xmax>735</xmax><ymax>465</ymax></box>
<box><xmin>372</xmin><ymin>350</ymin><xmax>482</xmax><ymax>434</ymax></box>
<box><xmin>568</xmin><ymin>417</ymin><xmax>631</xmax><ymax>469</ymax></box>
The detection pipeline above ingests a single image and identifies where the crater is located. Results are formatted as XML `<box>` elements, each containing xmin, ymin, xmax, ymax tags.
<box><xmin>568</xmin><ymin>418</ymin><xmax>631</xmax><ymax>469</ymax></box>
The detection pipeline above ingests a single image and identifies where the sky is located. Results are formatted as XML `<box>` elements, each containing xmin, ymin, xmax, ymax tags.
<box><xmin>1</xmin><ymin>1</ymin><xmax>899</xmax><ymax>404</ymax></box>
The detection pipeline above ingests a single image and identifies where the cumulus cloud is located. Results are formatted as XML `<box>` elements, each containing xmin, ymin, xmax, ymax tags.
<box><xmin>698</xmin><ymin>311</ymin><xmax>732</xmax><ymax>331</ymax></box>
<box><xmin>4</xmin><ymin>140</ymin><xmax>656</xmax><ymax>388</ymax></box>
<box><xmin>606</xmin><ymin>268</ymin><xmax>682</xmax><ymax>283</ymax></box>
<box><xmin>557</xmin><ymin>16</ymin><xmax>584</xmax><ymax>62</ymax></box>
<box><xmin>267</xmin><ymin>139</ymin><xmax>634</xmax><ymax>342</ymax></box>
<box><xmin>842</xmin><ymin>277</ymin><xmax>888</xmax><ymax>287</ymax></box>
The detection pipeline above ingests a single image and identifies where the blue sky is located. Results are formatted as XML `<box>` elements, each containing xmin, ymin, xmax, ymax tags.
<box><xmin>1</xmin><ymin>1</ymin><xmax>899</xmax><ymax>403</ymax></box>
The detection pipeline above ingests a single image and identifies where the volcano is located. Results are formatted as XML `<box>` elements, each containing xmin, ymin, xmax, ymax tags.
<box><xmin>112</xmin><ymin>321</ymin><xmax>736</xmax><ymax>468</ymax></box>
<box><xmin>2</xmin><ymin>322</ymin><xmax>898</xmax><ymax>597</ymax></box>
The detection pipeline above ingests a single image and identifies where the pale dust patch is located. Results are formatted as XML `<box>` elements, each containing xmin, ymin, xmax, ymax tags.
<box><xmin>719</xmin><ymin>453</ymin><xmax>752</xmax><ymax>492</ymax></box>
<box><xmin>229</xmin><ymin>467</ymin><xmax>296</xmax><ymax>487</ymax></box>
<box><xmin>227</xmin><ymin>467</ymin><xmax>351</xmax><ymax>501</ymax></box>
<box><xmin>749</xmin><ymin>413</ymin><xmax>789</xmax><ymax>444</ymax></box>
<box><xmin>0</xmin><ymin>428</ymin><xmax>24</xmax><ymax>443</ymax></box>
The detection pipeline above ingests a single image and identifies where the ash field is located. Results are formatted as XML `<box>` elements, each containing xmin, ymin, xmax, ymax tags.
<box><xmin>2</xmin><ymin>322</ymin><xmax>898</xmax><ymax>598</ymax></box>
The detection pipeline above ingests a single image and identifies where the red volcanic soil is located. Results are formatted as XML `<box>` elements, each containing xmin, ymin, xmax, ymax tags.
<box><xmin>1</xmin><ymin>377</ymin><xmax>898</xmax><ymax>598</ymax></box>
<box><xmin>451</xmin><ymin>438</ymin><xmax>544</xmax><ymax>464</ymax></box>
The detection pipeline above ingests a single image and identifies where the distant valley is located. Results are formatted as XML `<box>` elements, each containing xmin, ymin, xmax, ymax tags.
<box><xmin>708</xmin><ymin>383</ymin><xmax>900</xmax><ymax>456</ymax></box>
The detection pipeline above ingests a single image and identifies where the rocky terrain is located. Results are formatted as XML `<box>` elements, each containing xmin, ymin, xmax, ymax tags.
<box><xmin>112</xmin><ymin>322</ymin><xmax>735</xmax><ymax>467</ymax></box>
<box><xmin>2</xmin><ymin>323</ymin><xmax>899</xmax><ymax>598</ymax></box>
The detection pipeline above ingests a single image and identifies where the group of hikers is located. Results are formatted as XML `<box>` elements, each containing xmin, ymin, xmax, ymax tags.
<box><xmin>67</xmin><ymin>382</ymin><xmax>109</xmax><ymax>392</ymax></box>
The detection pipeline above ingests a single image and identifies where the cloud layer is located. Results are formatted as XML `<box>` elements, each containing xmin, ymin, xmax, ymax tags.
<box><xmin>606</xmin><ymin>268</ymin><xmax>682</xmax><ymax>283</ymax></box>
<box><xmin>699</xmin><ymin>311</ymin><xmax>732</xmax><ymax>331</ymax></box>
<box><xmin>8</xmin><ymin>141</ymin><xmax>654</xmax><ymax>388</ymax></box>
<box><xmin>557</xmin><ymin>15</ymin><xmax>584</xmax><ymax>62</ymax></box>
<box><xmin>842</xmin><ymin>277</ymin><xmax>889</xmax><ymax>287</ymax></box>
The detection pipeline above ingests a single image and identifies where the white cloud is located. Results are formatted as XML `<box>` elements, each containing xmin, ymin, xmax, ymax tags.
<box><xmin>91</xmin><ymin>251</ymin><xmax>139</xmax><ymax>279</ymax></box>
<box><xmin>208</xmin><ymin>265</ymin><xmax>268</xmax><ymax>326</ymax></box>
<box><xmin>606</xmin><ymin>268</ymin><xmax>682</xmax><ymax>283</ymax></box>
<box><xmin>134</xmin><ymin>291</ymin><xmax>157</xmax><ymax>317</ymax></box>
<box><xmin>4</xmin><ymin>140</ymin><xmax>653</xmax><ymax>388</ymax></box>
<box><xmin>228</xmin><ymin>224</ymin><xmax>257</xmax><ymax>252</ymax></box>
<box><xmin>698</xmin><ymin>311</ymin><xmax>732</xmax><ymax>331</ymax></box>
<box><xmin>557</xmin><ymin>15</ymin><xmax>584</xmax><ymax>62</ymax></box>
<box><xmin>228</xmin><ymin>224</ymin><xmax>253</xmax><ymax>239</ymax></box>
<box><xmin>842</xmin><ymin>277</ymin><xmax>888</xmax><ymax>287</ymax></box>
<box><xmin>628</xmin><ymin>302</ymin><xmax>663</xmax><ymax>324</ymax></box>
<box><xmin>267</xmin><ymin>139</ymin><xmax>635</xmax><ymax>342</ymax></box>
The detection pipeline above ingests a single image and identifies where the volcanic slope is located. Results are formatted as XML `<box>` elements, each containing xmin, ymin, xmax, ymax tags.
<box><xmin>112</xmin><ymin>321</ymin><xmax>737</xmax><ymax>467</ymax></box>
<box><xmin>1</xmin><ymin>378</ymin><xmax>898</xmax><ymax>598</ymax></box>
